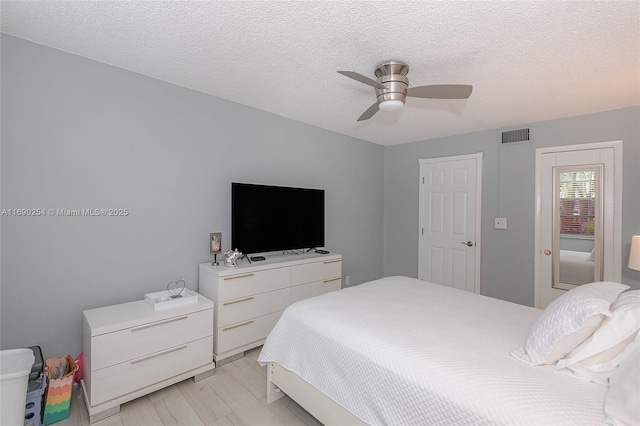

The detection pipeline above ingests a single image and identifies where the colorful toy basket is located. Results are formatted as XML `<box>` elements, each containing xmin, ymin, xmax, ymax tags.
<box><xmin>43</xmin><ymin>355</ymin><xmax>77</xmax><ymax>425</ymax></box>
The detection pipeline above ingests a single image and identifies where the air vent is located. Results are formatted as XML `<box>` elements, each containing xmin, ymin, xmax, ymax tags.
<box><xmin>501</xmin><ymin>128</ymin><xmax>530</xmax><ymax>144</ymax></box>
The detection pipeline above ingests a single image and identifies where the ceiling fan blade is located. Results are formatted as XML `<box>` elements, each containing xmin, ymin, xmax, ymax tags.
<box><xmin>337</xmin><ymin>71</ymin><xmax>386</xmax><ymax>90</ymax></box>
<box><xmin>357</xmin><ymin>102</ymin><xmax>380</xmax><ymax>121</ymax></box>
<box><xmin>407</xmin><ymin>84</ymin><xmax>473</xmax><ymax>99</ymax></box>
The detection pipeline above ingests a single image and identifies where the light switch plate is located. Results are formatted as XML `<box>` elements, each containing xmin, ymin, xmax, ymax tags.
<box><xmin>495</xmin><ymin>217</ymin><xmax>508</xmax><ymax>229</ymax></box>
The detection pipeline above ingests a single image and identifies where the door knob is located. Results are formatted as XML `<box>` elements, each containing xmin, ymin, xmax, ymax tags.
<box><xmin>544</xmin><ymin>249</ymin><xmax>551</xmax><ymax>256</ymax></box>
<box><xmin>460</xmin><ymin>241</ymin><xmax>474</xmax><ymax>247</ymax></box>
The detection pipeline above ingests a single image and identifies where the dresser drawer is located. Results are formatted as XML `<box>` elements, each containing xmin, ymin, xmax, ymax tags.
<box><xmin>215</xmin><ymin>311</ymin><xmax>282</xmax><ymax>356</ymax></box>
<box><xmin>218</xmin><ymin>287</ymin><xmax>289</xmax><ymax>328</ymax></box>
<box><xmin>90</xmin><ymin>336</ymin><xmax>213</xmax><ymax>406</ymax></box>
<box><xmin>219</xmin><ymin>268</ymin><xmax>290</xmax><ymax>301</ymax></box>
<box><xmin>291</xmin><ymin>278</ymin><xmax>341</xmax><ymax>304</ymax></box>
<box><xmin>91</xmin><ymin>309</ymin><xmax>213</xmax><ymax>371</ymax></box>
<box><xmin>291</xmin><ymin>259</ymin><xmax>341</xmax><ymax>286</ymax></box>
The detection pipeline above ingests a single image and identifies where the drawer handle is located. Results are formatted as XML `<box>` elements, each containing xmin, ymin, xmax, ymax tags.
<box><xmin>223</xmin><ymin>296</ymin><xmax>255</xmax><ymax>306</ymax></box>
<box><xmin>324</xmin><ymin>277</ymin><xmax>341</xmax><ymax>283</ymax></box>
<box><xmin>131</xmin><ymin>316</ymin><xmax>188</xmax><ymax>332</ymax></box>
<box><xmin>131</xmin><ymin>345</ymin><xmax>187</xmax><ymax>364</ymax></box>
<box><xmin>223</xmin><ymin>273</ymin><xmax>255</xmax><ymax>281</ymax></box>
<box><xmin>324</xmin><ymin>259</ymin><xmax>341</xmax><ymax>264</ymax></box>
<box><xmin>223</xmin><ymin>320</ymin><xmax>254</xmax><ymax>331</ymax></box>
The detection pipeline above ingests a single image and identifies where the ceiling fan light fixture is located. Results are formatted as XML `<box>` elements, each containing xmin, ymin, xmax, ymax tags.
<box><xmin>337</xmin><ymin>61</ymin><xmax>472</xmax><ymax>121</ymax></box>
<box><xmin>378</xmin><ymin>99</ymin><xmax>403</xmax><ymax>112</ymax></box>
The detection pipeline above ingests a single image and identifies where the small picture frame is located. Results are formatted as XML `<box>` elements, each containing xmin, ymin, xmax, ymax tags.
<box><xmin>210</xmin><ymin>232</ymin><xmax>222</xmax><ymax>255</ymax></box>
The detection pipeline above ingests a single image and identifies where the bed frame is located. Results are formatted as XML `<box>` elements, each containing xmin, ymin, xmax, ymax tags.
<box><xmin>266</xmin><ymin>362</ymin><xmax>365</xmax><ymax>425</ymax></box>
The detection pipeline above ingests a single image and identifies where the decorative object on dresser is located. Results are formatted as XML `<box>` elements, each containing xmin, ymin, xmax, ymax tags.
<box><xmin>210</xmin><ymin>232</ymin><xmax>222</xmax><ymax>266</ymax></box>
<box><xmin>199</xmin><ymin>252</ymin><xmax>342</xmax><ymax>364</ymax></box>
<box><xmin>167</xmin><ymin>277</ymin><xmax>186</xmax><ymax>298</ymax></box>
<box><xmin>224</xmin><ymin>248</ymin><xmax>242</xmax><ymax>267</ymax></box>
<box><xmin>81</xmin><ymin>294</ymin><xmax>215</xmax><ymax>423</ymax></box>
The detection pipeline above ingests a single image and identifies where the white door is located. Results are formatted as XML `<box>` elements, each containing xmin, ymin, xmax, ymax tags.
<box><xmin>535</xmin><ymin>142</ymin><xmax>622</xmax><ymax>309</ymax></box>
<box><xmin>418</xmin><ymin>153</ymin><xmax>482</xmax><ymax>293</ymax></box>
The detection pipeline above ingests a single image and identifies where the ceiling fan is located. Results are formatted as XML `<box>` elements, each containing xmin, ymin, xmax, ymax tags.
<box><xmin>337</xmin><ymin>61</ymin><xmax>473</xmax><ymax>121</ymax></box>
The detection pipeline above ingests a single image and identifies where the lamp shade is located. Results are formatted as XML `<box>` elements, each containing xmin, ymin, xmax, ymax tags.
<box><xmin>629</xmin><ymin>235</ymin><xmax>640</xmax><ymax>271</ymax></box>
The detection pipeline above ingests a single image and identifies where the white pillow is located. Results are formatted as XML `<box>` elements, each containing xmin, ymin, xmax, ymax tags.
<box><xmin>557</xmin><ymin>332</ymin><xmax>638</xmax><ymax>385</ymax></box>
<box><xmin>588</xmin><ymin>247</ymin><xmax>596</xmax><ymax>261</ymax></box>
<box><xmin>604</xmin><ymin>346</ymin><xmax>640</xmax><ymax>425</ymax></box>
<box><xmin>556</xmin><ymin>290</ymin><xmax>640</xmax><ymax>384</ymax></box>
<box><xmin>511</xmin><ymin>281</ymin><xmax>629</xmax><ymax>365</ymax></box>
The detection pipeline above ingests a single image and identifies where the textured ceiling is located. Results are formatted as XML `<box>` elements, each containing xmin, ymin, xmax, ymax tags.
<box><xmin>1</xmin><ymin>1</ymin><xmax>639</xmax><ymax>146</ymax></box>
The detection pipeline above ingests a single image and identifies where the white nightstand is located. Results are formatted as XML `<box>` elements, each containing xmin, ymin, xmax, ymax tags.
<box><xmin>81</xmin><ymin>294</ymin><xmax>215</xmax><ymax>423</ymax></box>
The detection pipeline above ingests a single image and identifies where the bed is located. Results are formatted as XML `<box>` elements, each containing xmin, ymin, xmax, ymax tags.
<box><xmin>559</xmin><ymin>249</ymin><xmax>595</xmax><ymax>285</ymax></box>
<box><xmin>257</xmin><ymin>276</ymin><xmax>607</xmax><ymax>425</ymax></box>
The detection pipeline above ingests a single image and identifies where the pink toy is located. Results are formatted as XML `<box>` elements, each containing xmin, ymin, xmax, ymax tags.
<box><xmin>74</xmin><ymin>352</ymin><xmax>83</xmax><ymax>383</ymax></box>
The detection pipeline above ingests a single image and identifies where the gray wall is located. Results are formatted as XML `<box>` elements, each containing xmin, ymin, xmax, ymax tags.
<box><xmin>384</xmin><ymin>106</ymin><xmax>640</xmax><ymax>306</ymax></box>
<box><xmin>2</xmin><ymin>34</ymin><xmax>639</xmax><ymax>360</ymax></box>
<box><xmin>0</xmin><ymin>35</ymin><xmax>384</xmax><ymax>358</ymax></box>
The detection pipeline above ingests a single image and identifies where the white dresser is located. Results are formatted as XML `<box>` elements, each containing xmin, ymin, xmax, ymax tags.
<box><xmin>82</xmin><ymin>295</ymin><xmax>215</xmax><ymax>423</ymax></box>
<box><xmin>199</xmin><ymin>252</ymin><xmax>342</xmax><ymax>363</ymax></box>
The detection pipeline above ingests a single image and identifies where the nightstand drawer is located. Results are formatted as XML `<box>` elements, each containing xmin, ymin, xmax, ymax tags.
<box><xmin>91</xmin><ymin>309</ymin><xmax>213</xmax><ymax>370</ymax></box>
<box><xmin>291</xmin><ymin>278</ymin><xmax>341</xmax><ymax>304</ymax></box>
<box><xmin>291</xmin><ymin>259</ymin><xmax>341</xmax><ymax>285</ymax></box>
<box><xmin>90</xmin><ymin>336</ymin><xmax>213</xmax><ymax>406</ymax></box>
<box><xmin>218</xmin><ymin>287</ymin><xmax>289</xmax><ymax>328</ymax></box>
<box><xmin>215</xmin><ymin>311</ymin><xmax>282</xmax><ymax>355</ymax></box>
<box><xmin>219</xmin><ymin>268</ymin><xmax>290</xmax><ymax>301</ymax></box>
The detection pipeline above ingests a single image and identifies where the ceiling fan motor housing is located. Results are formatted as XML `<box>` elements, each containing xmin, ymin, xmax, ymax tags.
<box><xmin>375</xmin><ymin>61</ymin><xmax>409</xmax><ymax>104</ymax></box>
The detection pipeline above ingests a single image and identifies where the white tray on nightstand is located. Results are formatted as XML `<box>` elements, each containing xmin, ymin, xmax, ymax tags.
<box><xmin>144</xmin><ymin>289</ymin><xmax>199</xmax><ymax>311</ymax></box>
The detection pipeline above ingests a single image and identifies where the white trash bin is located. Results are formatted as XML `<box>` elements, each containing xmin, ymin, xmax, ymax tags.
<box><xmin>1</xmin><ymin>348</ymin><xmax>35</xmax><ymax>426</ymax></box>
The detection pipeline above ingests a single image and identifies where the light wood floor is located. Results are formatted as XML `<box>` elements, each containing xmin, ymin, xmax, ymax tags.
<box><xmin>58</xmin><ymin>347</ymin><xmax>322</xmax><ymax>426</ymax></box>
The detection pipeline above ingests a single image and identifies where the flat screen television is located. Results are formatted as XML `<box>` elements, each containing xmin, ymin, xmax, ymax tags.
<box><xmin>231</xmin><ymin>182</ymin><xmax>325</xmax><ymax>254</ymax></box>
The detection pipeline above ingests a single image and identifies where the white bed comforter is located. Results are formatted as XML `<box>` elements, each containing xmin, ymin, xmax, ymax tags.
<box><xmin>258</xmin><ymin>276</ymin><xmax>606</xmax><ymax>425</ymax></box>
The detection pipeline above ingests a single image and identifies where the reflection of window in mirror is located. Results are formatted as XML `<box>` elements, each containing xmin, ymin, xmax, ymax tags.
<box><xmin>553</xmin><ymin>166</ymin><xmax>603</xmax><ymax>289</ymax></box>
<box><xmin>559</xmin><ymin>170</ymin><xmax>596</xmax><ymax>239</ymax></box>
